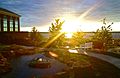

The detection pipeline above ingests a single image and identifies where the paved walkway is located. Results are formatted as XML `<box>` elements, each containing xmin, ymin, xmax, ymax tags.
<box><xmin>79</xmin><ymin>50</ymin><xmax>120</xmax><ymax>69</ymax></box>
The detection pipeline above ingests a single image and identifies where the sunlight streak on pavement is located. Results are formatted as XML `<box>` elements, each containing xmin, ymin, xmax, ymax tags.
<box><xmin>49</xmin><ymin>51</ymin><xmax>58</xmax><ymax>58</ymax></box>
<box><xmin>78</xmin><ymin>49</ymin><xmax>88</xmax><ymax>55</ymax></box>
<box><xmin>68</xmin><ymin>49</ymin><xmax>78</xmax><ymax>53</ymax></box>
<box><xmin>83</xmin><ymin>51</ymin><xmax>88</xmax><ymax>55</ymax></box>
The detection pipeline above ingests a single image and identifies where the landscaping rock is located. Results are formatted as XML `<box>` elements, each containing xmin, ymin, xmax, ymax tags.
<box><xmin>0</xmin><ymin>54</ymin><xmax>12</xmax><ymax>75</ymax></box>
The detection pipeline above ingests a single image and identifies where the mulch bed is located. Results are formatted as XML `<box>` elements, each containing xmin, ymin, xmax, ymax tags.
<box><xmin>44</xmin><ymin>49</ymin><xmax>120</xmax><ymax>78</ymax></box>
<box><xmin>54</xmin><ymin>55</ymin><xmax>120</xmax><ymax>78</ymax></box>
<box><xmin>80</xmin><ymin>56</ymin><xmax>120</xmax><ymax>78</ymax></box>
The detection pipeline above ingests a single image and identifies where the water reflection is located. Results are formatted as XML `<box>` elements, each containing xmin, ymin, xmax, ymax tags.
<box><xmin>2</xmin><ymin>54</ymin><xmax>67</xmax><ymax>78</ymax></box>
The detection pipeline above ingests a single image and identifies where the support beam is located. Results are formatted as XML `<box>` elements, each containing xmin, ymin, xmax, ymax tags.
<box><xmin>13</xmin><ymin>17</ymin><xmax>15</xmax><ymax>32</ymax></box>
<box><xmin>18</xmin><ymin>18</ymin><xmax>20</xmax><ymax>32</ymax></box>
<box><xmin>0</xmin><ymin>14</ymin><xmax>4</xmax><ymax>32</ymax></box>
<box><xmin>7</xmin><ymin>16</ymin><xmax>10</xmax><ymax>32</ymax></box>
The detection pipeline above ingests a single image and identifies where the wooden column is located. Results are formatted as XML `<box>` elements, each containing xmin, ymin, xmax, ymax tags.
<box><xmin>18</xmin><ymin>18</ymin><xmax>20</xmax><ymax>32</ymax></box>
<box><xmin>0</xmin><ymin>14</ymin><xmax>1</xmax><ymax>31</ymax></box>
<box><xmin>7</xmin><ymin>16</ymin><xmax>10</xmax><ymax>32</ymax></box>
<box><xmin>13</xmin><ymin>17</ymin><xmax>15</xmax><ymax>32</ymax></box>
<box><xmin>0</xmin><ymin>14</ymin><xmax>4</xmax><ymax>32</ymax></box>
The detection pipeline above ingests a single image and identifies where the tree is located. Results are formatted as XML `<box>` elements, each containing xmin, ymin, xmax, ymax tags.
<box><xmin>92</xmin><ymin>18</ymin><xmax>113</xmax><ymax>50</ymax></box>
<box><xmin>69</xmin><ymin>31</ymin><xmax>87</xmax><ymax>47</ymax></box>
<box><xmin>30</xmin><ymin>27</ymin><xmax>43</xmax><ymax>46</ymax></box>
<box><xmin>46</xmin><ymin>19</ymin><xmax>65</xmax><ymax>48</ymax></box>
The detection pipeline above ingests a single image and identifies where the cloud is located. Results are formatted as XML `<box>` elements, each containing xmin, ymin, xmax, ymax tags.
<box><xmin>1</xmin><ymin>0</ymin><xmax>120</xmax><ymax>31</ymax></box>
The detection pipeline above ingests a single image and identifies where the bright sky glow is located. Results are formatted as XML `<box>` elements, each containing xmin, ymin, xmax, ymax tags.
<box><xmin>62</xmin><ymin>19</ymin><xmax>80</xmax><ymax>32</ymax></box>
<box><xmin>1</xmin><ymin>0</ymin><xmax>120</xmax><ymax>32</ymax></box>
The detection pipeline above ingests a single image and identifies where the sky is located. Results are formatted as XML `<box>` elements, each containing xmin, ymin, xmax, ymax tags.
<box><xmin>0</xmin><ymin>0</ymin><xmax>120</xmax><ymax>32</ymax></box>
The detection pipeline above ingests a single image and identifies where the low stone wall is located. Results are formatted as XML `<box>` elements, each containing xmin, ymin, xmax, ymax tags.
<box><xmin>0</xmin><ymin>32</ymin><xmax>32</xmax><ymax>45</ymax></box>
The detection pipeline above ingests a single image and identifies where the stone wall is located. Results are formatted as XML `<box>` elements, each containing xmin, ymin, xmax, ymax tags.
<box><xmin>0</xmin><ymin>32</ymin><xmax>32</xmax><ymax>45</ymax></box>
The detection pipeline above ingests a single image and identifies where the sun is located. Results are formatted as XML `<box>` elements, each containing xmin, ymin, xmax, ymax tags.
<box><xmin>59</xmin><ymin>11</ymin><xmax>100</xmax><ymax>38</ymax></box>
<box><xmin>61</xmin><ymin>19</ymin><xmax>80</xmax><ymax>33</ymax></box>
<box><xmin>60</xmin><ymin>17</ymin><xmax>81</xmax><ymax>38</ymax></box>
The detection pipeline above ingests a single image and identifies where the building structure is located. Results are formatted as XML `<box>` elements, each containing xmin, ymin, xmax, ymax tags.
<box><xmin>0</xmin><ymin>8</ymin><xmax>20</xmax><ymax>32</ymax></box>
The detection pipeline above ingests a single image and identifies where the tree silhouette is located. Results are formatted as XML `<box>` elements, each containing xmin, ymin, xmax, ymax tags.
<box><xmin>47</xmin><ymin>19</ymin><xmax>65</xmax><ymax>48</ymax></box>
<box><xmin>93</xmin><ymin>18</ymin><xmax>113</xmax><ymax>50</ymax></box>
<box><xmin>69</xmin><ymin>31</ymin><xmax>86</xmax><ymax>47</ymax></box>
<box><xmin>30</xmin><ymin>27</ymin><xmax>43</xmax><ymax>46</ymax></box>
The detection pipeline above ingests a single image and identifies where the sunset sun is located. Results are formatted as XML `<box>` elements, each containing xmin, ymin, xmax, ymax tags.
<box><xmin>60</xmin><ymin>15</ymin><xmax>81</xmax><ymax>33</ymax></box>
<box><xmin>62</xmin><ymin>20</ymin><xmax>80</xmax><ymax>32</ymax></box>
<box><xmin>60</xmin><ymin>16</ymin><xmax>82</xmax><ymax>38</ymax></box>
<box><xmin>61</xmin><ymin>19</ymin><xmax>80</xmax><ymax>38</ymax></box>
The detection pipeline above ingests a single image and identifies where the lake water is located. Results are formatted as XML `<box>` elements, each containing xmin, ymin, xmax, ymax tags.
<box><xmin>2</xmin><ymin>54</ymin><xmax>68</xmax><ymax>78</ymax></box>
